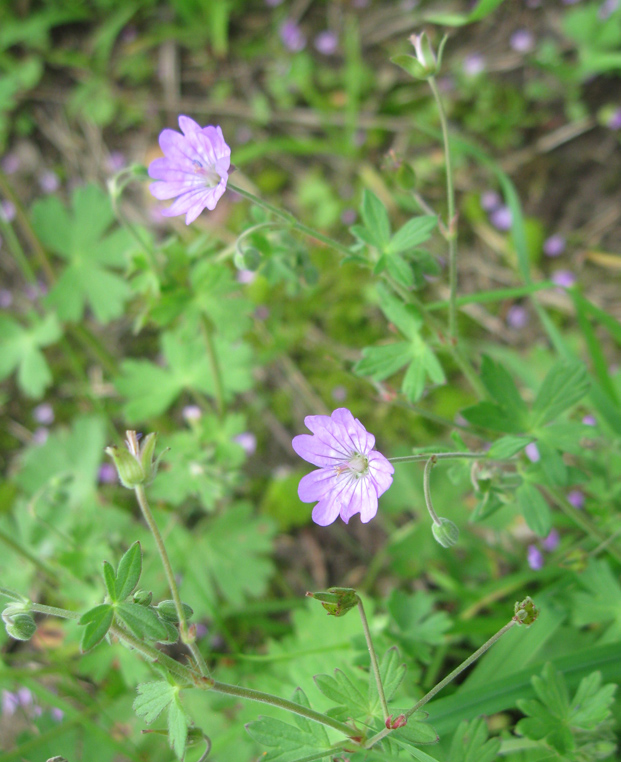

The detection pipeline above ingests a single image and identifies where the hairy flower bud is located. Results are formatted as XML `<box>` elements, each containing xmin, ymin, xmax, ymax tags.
<box><xmin>391</xmin><ymin>32</ymin><xmax>448</xmax><ymax>81</ymax></box>
<box><xmin>3</xmin><ymin>606</ymin><xmax>37</xmax><ymax>641</ymax></box>
<box><xmin>432</xmin><ymin>517</ymin><xmax>459</xmax><ymax>548</ymax></box>
<box><xmin>514</xmin><ymin>596</ymin><xmax>539</xmax><ymax>627</ymax></box>
<box><xmin>105</xmin><ymin>431</ymin><xmax>167</xmax><ymax>489</ymax></box>
<box><xmin>156</xmin><ymin>600</ymin><xmax>194</xmax><ymax>623</ymax></box>
<box><xmin>306</xmin><ymin>587</ymin><xmax>359</xmax><ymax>617</ymax></box>
<box><xmin>133</xmin><ymin>589</ymin><xmax>153</xmax><ymax>607</ymax></box>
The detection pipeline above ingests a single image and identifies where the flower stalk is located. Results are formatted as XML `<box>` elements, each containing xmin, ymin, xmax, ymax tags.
<box><xmin>357</xmin><ymin>596</ymin><xmax>390</xmax><ymax>722</ymax></box>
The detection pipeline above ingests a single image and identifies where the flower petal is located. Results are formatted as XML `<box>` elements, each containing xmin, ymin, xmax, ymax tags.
<box><xmin>368</xmin><ymin>451</ymin><xmax>395</xmax><ymax>496</ymax></box>
<box><xmin>311</xmin><ymin>492</ymin><xmax>343</xmax><ymax>526</ymax></box>
<box><xmin>298</xmin><ymin>468</ymin><xmax>337</xmax><ymax>502</ymax></box>
<box><xmin>292</xmin><ymin>433</ymin><xmax>348</xmax><ymax>468</ymax></box>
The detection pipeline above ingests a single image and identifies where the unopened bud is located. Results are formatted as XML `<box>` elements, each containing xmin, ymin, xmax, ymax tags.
<box><xmin>105</xmin><ymin>431</ymin><xmax>167</xmax><ymax>489</ymax></box>
<box><xmin>432</xmin><ymin>517</ymin><xmax>459</xmax><ymax>548</ymax></box>
<box><xmin>385</xmin><ymin>714</ymin><xmax>407</xmax><ymax>729</ymax></box>
<box><xmin>133</xmin><ymin>589</ymin><xmax>153</xmax><ymax>607</ymax></box>
<box><xmin>392</xmin><ymin>32</ymin><xmax>448</xmax><ymax>81</ymax></box>
<box><xmin>157</xmin><ymin>619</ymin><xmax>180</xmax><ymax>644</ymax></box>
<box><xmin>156</xmin><ymin>600</ymin><xmax>194</xmax><ymax>623</ymax></box>
<box><xmin>3</xmin><ymin>608</ymin><xmax>36</xmax><ymax>641</ymax></box>
<box><xmin>306</xmin><ymin>587</ymin><xmax>358</xmax><ymax>617</ymax></box>
<box><xmin>514</xmin><ymin>596</ymin><xmax>538</xmax><ymax>627</ymax></box>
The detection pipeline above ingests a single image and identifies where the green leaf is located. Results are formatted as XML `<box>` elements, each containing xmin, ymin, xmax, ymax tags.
<box><xmin>391</xmin><ymin>54</ymin><xmax>428</xmax><ymax>80</ymax></box>
<box><xmin>133</xmin><ymin>680</ymin><xmax>176</xmax><ymax>724</ymax></box>
<box><xmin>360</xmin><ymin>190</ymin><xmax>391</xmax><ymax>249</ymax></box>
<box><xmin>461</xmin><ymin>402</ymin><xmax>525</xmax><ymax>434</ymax></box>
<box><xmin>245</xmin><ymin>689</ymin><xmax>331</xmax><ymax>762</ymax></box>
<box><xmin>386</xmin><ymin>216</ymin><xmax>437</xmax><ymax>254</ymax></box>
<box><xmin>530</xmin><ymin>361</ymin><xmax>590</xmax><ymax>428</ymax></box>
<box><xmin>116</xmin><ymin>603</ymin><xmax>169</xmax><ymax>641</ymax></box>
<box><xmin>425</xmin><ymin>0</ymin><xmax>506</xmax><ymax>27</ymax></box>
<box><xmin>377</xmin><ymin>284</ymin><xmax>423</xmax><ymax>339</ymax></box>
<box><xmin>447</xmin><ymin>717</ymin><xmax>500</xmax><ymax>762</ymax></box>
<box><xmin>516</xmin><ymin>482</ymin><xmax>552</xmax><ymax>537</ymax></box>
<box><xmin>571</xmin><ymin>559</ymin><xmax>621</xmax><ymax>642</ymax></box>
<box><xmin>368</xmin><ymin>647</ymin><xmax>406</xmax><ymax>712</ymax></box>
<box><xmin>354</xmin><ymin>343</ymin><xmax>412</xmax><ymax>381</ymax></box>
<box><xmin>31</xmin><ymin>184</ymin><xmax>135</xmax><ymax>323</ymax></box>
<box><xmin>385</xmin><ymin>253</ymin><xmax>414</xmax><ymax>288</ymax></box>
<box><xmin>480</xmin><ymin>356</ymin><xmax>528</xmax><ymax>421</ymax></box>
<box><xmin>535</xmin><ymin>440</ymin><xmax>567</xmax><ymax>487</ymax></box>
<box><xmin>0</xmin><ymin>313</ymin><xmax>62</xmax><ymax>398</ymax></box>
<box><xmin>388</xmin><ymin>590</ymin><xmax>451</xmax><ymax>664</ymax></box>
<box><xmin>314</xmin><ymin>669</ymin><xmax>368</xmax><ymax>718</ymax></box>
<box><xmin>102</xmin><ymin>561</ymin><xmax>117</xmax><ymax>601</ymax></box>
<box><xmin>391</xmin><ymin>715</ymin><xmax>439</xmax><ymax>747</ymax></box>
<box><xmin>487</xmin><ymin>436</ymin><xmax>534</xmax><ymax>459</ymax></box>
<box><xmin>167</xmin><ymin>696</ymin><xmax>188</xmax><ymax>759</ymax></box>
<box><xmin>115</xmin><ymin>541</ymin><xmax>142</xmax><ymax>600</ymax></box>
<box><xmin>78</xmin><ymin>603</ymin><xmax>113</xmax><ymax>652</ymax></box>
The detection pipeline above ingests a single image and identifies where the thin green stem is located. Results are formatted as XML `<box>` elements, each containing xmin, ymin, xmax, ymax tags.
<box><xmin>365</xmin><ymin>619</ymin><xmax>518</xmax><ymax>749</ymax></box>
<box><xmin>0</xmin><ymin>586</ymin><xmax>27</xmax><ymax>602</ymax></box>
<box><xmin>388</xmin><ymin>451</ymin><xmax>487</xmax><ymax>464</ymax></box>
<box><xmin>29</xmin><ymin>602</ymin><xmax>80</xmax><ymax>620</ymax></box>
<box><xmin>428</xmin><ymin>75</ymin><xmax>458</xmax><ymax>340</ymax></box>
<box><xmin>423</xmin><ymin>456</ymin><xmax>441</xmax><ymax>526</ymax></box>
<box><xmin>228</xmin><ymin>182</ymin><xmax>352</xmax><ymax>257</ymax></box>
<box><xmin>199</xmin><ymin>314</ymin><xmax>225</xmax><ymax>418</ymax></box>
<box><xmin>357</xmin><ymin>597</ymin><xmax>389</xmax><ymax>722</ymax></box>
<box><xmin>210</xmin><ymin>680</ymin><xmax>356</xmax><ymax>738</ymax></box>
<box><xmin>0</xmin><ymin>527</ymin><xmax>60</xmax><ymax>580</ymax></box>
<box><xmin>134</xmin><ymin>486</ymin><xmax>210</xmax><ymax>677</ymax></box>
<box><xmin>0</xmin><ymin>216</ymin><xmax>36</xmax><ymax>283</ymax></box>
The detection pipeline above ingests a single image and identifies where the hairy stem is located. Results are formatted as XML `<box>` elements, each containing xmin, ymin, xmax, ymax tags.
<box><xmin>357</xmin><ymin>597</ymin><xmax>389</xmax><ymax>722</ymax></box>
<box><xmin>134</xmin><ymin>486</ymin><xmax>210</xmax><ymax>677</ymax></box>
<box><xmin>428</xmin><ymin>75</ymin><xmax>458</xmax><ymax>340</ymax></box>
<box><xmin>388</xmin><ymin>451</ymin><xmax>487</xmax><ymax>464</ymax></box>
<box><xmin>365</xmin><ymin>619</ymin><xmax>518</xmax><ymax>749</ymax></box>
<box><xmin>199</xmin><ymin>314</ymin><xmax>225</xmax><ymax>418</ymax></box>
<box><xmin>423</xmin><ymin>456</ymin><xmax>441</xmax><ymax>526</ymax></box>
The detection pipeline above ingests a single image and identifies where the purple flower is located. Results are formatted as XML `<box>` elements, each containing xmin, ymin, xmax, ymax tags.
<box><xmin>490</xmin><ymin>205</ymin><xmax>513</xmax><ymax>231</ymax></box>
<box><xmin>552</xmin><ymin>269</ymin><xmax>576</xmax><ymax>289</ymax></box>
<box><xmin>280</xmin><ymin>20</ymin><xmax>306</xmax><ymax>52</ymax></box>
<box><xmin>0</xmin><ymin>200</ymin><xmax>16</xmax><ymax>222</ymax></box>
<box><xmin>582</xmin><ymin>415</ymin><xmax>597</xmax><ymax>426</ymax></box>
<box><xmin>527</xmin><ymin>544</ymin><xmax>544</xmax><ymax>570</ymax></box>
<box><xmin>234</xmin><ymin>432</ymin><xmax>257</xmax><ymax>455</ymax></box>
<box><xmin>341</xmin><ymin>208</ymin><xmax>357</xmax><ymax>226</ymax></box>
<box><xmin>38</xmin><ymin>170</ymin><xmax>60</xmax><ymax>194</ymax></box>
<box><xmin>510</xmin><ymin>29</ymin><xmax>535</xmax><ymax>54</ymax></box>
<box><xmin>1</xmin><ymin>153</ymin><xmax>20</xmax><ymax>174</ymax></box>
<box><xmin>292</xmin><ymin>408</ymin><xmax>394</xmax><ymax>526</ymax></box>
<box><xmin>506</xmin><ymin>304</ymin><xmax>529</xmax><ymax>330</ymax></box>
<box><xmin>51</xmin><ymin>707</ymin><xmax>64</xmax><ymax>722</ymax></box>
<box><xmin>105</xmin><ymin>151</ymin><xmax>127</xmax><ymax>173</ymax></box>
<box><xmin>32</xmin><ymin>427</ymin><xmax>49</xmax><ymax>445</ymax></box>
<box><xmin>480</xmin><ymin>191</ymin><xmax>501</xmax><ymax>212</ymax></box>
<box><xmin>525</xmin><ymin>442</ymin><xmax>540</xmax><ymax>462</ymax></box>
<box><xmin>148</xmin><ymin>116</ymin><xmax>231</xmax><ymax>225</ymax></box>
<box><xmin>314</xmin><ymin>30</ymin><xmax>338</xmax><ymax>55</ymax></box>
<box><xmin>236</xmin><ymin>269</ymin><xmax>256</xmax><ymax>284</ymax></box>
<box><xmin>606</xmin><ymin>108</ymin><xmax>621</xmax><ymax>130</ymax></box>
<box><xmin>599</xmin><ymin>0</ymin><xmax>619</xmax><ymax>19</ymax></box>
<box><xmin>33</xmin><ymin>403</ymin><xmax>54</xmax><ymax>425</ymax></box>
<box><xmin>567</xmin><ymin>489</ymin><xmax>585</xmax><ymax>509</ymax></box>
<box><xmin>331</xmin><ymin>385</ymin><xmax>347</xmax><ymax>402</ymax></box>
<box><xmin>98</xmin><ymin>462</ymin><xmax>118</xmax><ymax>484</ymax></box>
<box><xmin>542</xmin><ymin>528</ymin><xmax>560</xmax><ymax>552</ymax></box>
<box><xmin>182</xmin><ymin>405</ymin><xmax>202</xmax><ymax>422</ymax></box>
<box><xmin>543</xmin><ymin>234</ymin><xmax>566</xmax><ymax>257</ymax></box>
<box><xmin>0</xmin><ymin>288</ymin><xmax>12</xmax><ymax>308</ymax></box>
<box><xmin>2</xmin><ymin>690</ymin><xmax>19</xmax><ymax>716</ymax></box>
<box><xmin>463</xmin><ymin>53</ymin><xmax>485</xmax><ymax>77</ymax></box>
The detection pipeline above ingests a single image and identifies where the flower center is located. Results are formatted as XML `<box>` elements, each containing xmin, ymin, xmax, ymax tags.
<box><xmin>192</xmin><ymin>159</ymin><xmax>221</xmax><ymax>187</ymax></box>
<box><xmin>347</xmin><ymin>453</ymin><xmax>369</xmax><ymax>476</ymax></box>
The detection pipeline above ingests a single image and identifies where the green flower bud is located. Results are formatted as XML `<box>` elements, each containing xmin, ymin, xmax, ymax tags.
<box><xmin>157</xmin><ymin>619</ymin><xmax>180</xmax><ymax>644</ymax></box>
<box><xmin>432</xmin><ymin>517</ymin><xmax>459</xmax><ymax>548</ymax></box>
<box><xmin>306</xmin><ymin>587</ymin><xmax>358</xmax><ymax>617</ymax></box>
<box><xmin>514</xmin><ymin>596</ymin><xmax>539</xmax><ymax>627</ymax></box>
<box><xmin>392</xmin><ymin>32</ymin><xmax>448</xmax><ymax>81</ymax></box>
<box><xmin>156</xmin><ymin>600</ymin><xmax>194</xmax><ymax>623</ymax></box>
<box><xmin>105</xmin><ymin>431</ymin><xmax>167</xmax><ymax>489</ymax></box>
<box><xmin>4</xmin><ymin>611</ymin><xmax>37</xmax><ymax>641</ymax></box>
<box><xmin>133</xmin><ymin>589</ymin><xmax>153</xmax><ymax>607</ymax></box>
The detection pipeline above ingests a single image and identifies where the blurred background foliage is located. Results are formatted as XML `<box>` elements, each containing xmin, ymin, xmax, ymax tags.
<box><xmin>0</xmin><ymin>0</ymin><xmax>620</xmax><ymax>759</ymax></box>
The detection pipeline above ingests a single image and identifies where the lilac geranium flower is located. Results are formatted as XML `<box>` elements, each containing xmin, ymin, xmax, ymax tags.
<box><xmin>292</xmin><ymin>408</ymin><xmax>394</xmax><ymax>526</ymax></box>
<box><xmin>527</xmin><ymin>544</ymin><xmax>544</xmax><ymax>571</ymax></box>
<box><xmin>148</xmin><ymin>116</ymin><xmax>231</xmax><ymax>225</ymax></box>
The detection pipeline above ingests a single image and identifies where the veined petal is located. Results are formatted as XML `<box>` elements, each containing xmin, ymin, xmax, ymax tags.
<box><xmin>149</xmin><ymin>178</ymin><xmax>205</xmax><ymax>200</ymax></box>
<box><xmin>178</xmin><ymin>115</ymin><xmax>203</xmax><ymax>135</ymax></box>
<box><xmin>298</xmin><ymin>468</ymin><xmax>338</xmax><ymax>502</ymax></box>
<box><xmin>331</xmin><ymin>408</ymin><xmax>375</xmax><ymax>454</ymax></box>
<box><xmin>311</xmin><ymin>492</ymin><xmax>343</xmax><ymax>526</ymax></box>
<box><xmin>160</xmin><ymin>187</ymin><xmax>212</xmax><ymax>217</ymax></box>
<box><xmin>292</xmin><ymin>433</ymin><xmax>348</xmax><ymax>467</ymax></box>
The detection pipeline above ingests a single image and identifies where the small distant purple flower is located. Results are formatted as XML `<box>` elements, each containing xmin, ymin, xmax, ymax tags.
<box><xmin>463</xmin><ymin>53</ymin><xmax>485</xmax><ymax>77</ymax></box>
<box><xmin>542</xmin><ymin>528</ymin><xmax>560</xmax><ymax>552</ymax></box>
<box><xmin>235</xmin><ymin>126</ymin><xmax>253</xmax><ymax>145</ymax></box>
<box><xmin>341</xmin><ymin>208</ymin><xmax>357</xmax><ymax>226</ymax></box>
<box><xmin>582</xmin><ymin>415</ymin><xmax>597</xmax><ymax>426</ymax></box>
<box><xmin>105</xmin><ymin>151</ymin><xmax>127</xmax><ymax>173</ymax></box>
<box><xmin>148</xmin><ymin>116</ymin><xmax>231</xmax><ymax>225</ymax></box>
<box><xmin>24</xmin><ymin>281</ymin><xmax>47</xmax><ymax>301</ymax></box>
<box><xmin>0</xmin><ymin>200</ymin><xmax>16</xmax><ymax>222</ymax></box>
<box><xmin>2</xmin><ymin>691</ymin><xmax>19</xmax><ymax>716</ymax></box>
<box><xmin>38</xmin><ymin>170</ymin><xmax>60</xmax><ymax>194</ymax></box>
<box><xmin>490</xmin><ymin>205</ymin><xmax>513</xmax><ymax>231</ymax></box>
<box><xmin>51</xmin><ymin>707</ymin><xmax>64</xmax><ymax>722</ymax></box>
<box><xmin>255</xmin><ymin>305</ymin><xmax>270</xmax><ymax>320</ymax></box>
<box><xmin>292</xmin><ymin>408</ymin><xmax>394</xmax><ymax>526</ymax></box>
<box><xmin>234</xmin><ymin>432</ymin><xmax>257</xmax><ymax>455</ymax></box>
<box><xmin>332</xmin><ymin>385</ymin><xmax>347</xmax><ymax>402</ymax></box>
<box><xmin>510</xmin><ymin>29</ymin><xmax>535</xmax><ymax>53</ymax></box>
<box><xmin>506</xmin><ymin>305</ymin><xmax>529</xmax><ymax>330</ymax></box>
<box><xmin>182</xmin><ymin>405</ymin><xmax>202</xmax><ymax>422</ymax></box>
<box><xmin>525</xmin><ymin>442</ymin><xmax>540</xmax><ymax>462</ymax></box>
<box><xmin>0</xmin><ymin>288</ymin><xmax>12</xmax><ymax>308</ymax></box>
<box><xmin>543</xmin><ymin>234</ymin><xmax>566</xmax><ymax>257</ymax></box>
<box><xmin>1</xmin><ymin>153</ymin><xmax>20</xmax><ymax>174</ymax></box>
<box><xmin>280</xmin><ymin>20</ymin><xmax>306</xmax><ymax>52</ymax></box>
<box><xmin>606</xmin><ymin>108</ymin><xmax>621</xmax><ymax>130</ymax></box>
<box><xmin>527</xmin><ymin>544</ymin><xmax>544</xmax><ymax>570</ymax></box>
<box><xmin>98</xmin><ymin>462</ymin><xmax>118</xmax><ymax>484</ymax></box>
<box><xmin>562</xmin><ymin>0</ymin><xmax>581</xmax><ymax>4</ymax></box>
<box><xmin>194</xmin><ymin>622</ymin><xmax>208</xmax><ymax>639</ymax></box>
<box><xmin>32</xmin><ymin>427</ymin><xmax>49</xmax><ymax>445</ymax></box>
<box><xmin>567</xmin><ymin>489</ymin><xmax>585</xmax><ymax>509</ymax></box>
<box><xmin>552</xmin><ymin>269</ymin><xmax>576</xmax><ymax>289</ymax></box>
<box><xmin>599</xmin><ymin>0</ymin><xmax>619</xmax><ymax>19</ymax></box>
<box><xmin>481</xmin><ymin>191</ymin><xmax>501</xmax><ymax>212</ymax></box>
<box><xmin>265</xmin><ymin>0</ymin><xmax>283</xmax><ymax>5</ymax></box>
<box><xmin>33</xmin><ymin>403</ymin><xmax>54</xmax><ymax>425</ymax></box>
<box><xmin>315</xmin><ymin>30</ymin><xmax>338</xmax><ymax>55</ymax></box>
<box><xmin>236</xmin><ymin>269</ymin><xmax>256</xmax><ymax>284</ymax></box>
